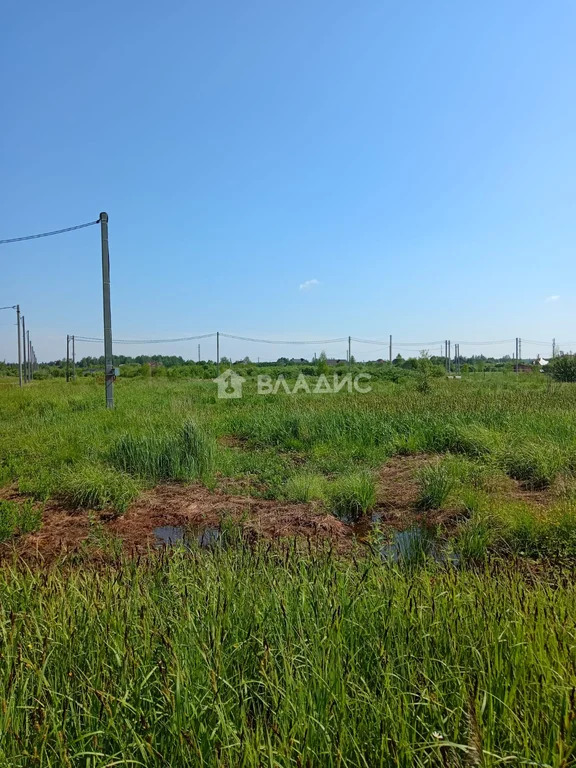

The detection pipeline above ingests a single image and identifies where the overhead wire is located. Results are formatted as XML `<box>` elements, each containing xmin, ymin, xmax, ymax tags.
<box><xmin>0</xmin><ymin>219</ymin><xmax>100</xmax><ymax>245</ymax></box>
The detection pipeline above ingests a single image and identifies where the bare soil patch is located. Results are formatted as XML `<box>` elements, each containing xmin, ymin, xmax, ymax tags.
<box><xmin>0</xmin><ymin>453</ymin><xmax>558</xmax><ymax>563</ymax></box>
<box><xmin>0</xmin><ymin>483</ymin><xmax>354</xmax><ymax>562</ymax></box>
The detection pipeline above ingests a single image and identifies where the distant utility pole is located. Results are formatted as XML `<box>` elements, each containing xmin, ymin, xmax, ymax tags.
<box><xmin>198</xmin><ymin>343</ymin><xmax>200</xmax><ymax>363</ymax></box>
<box><xmin>518</xmin><ymin>338</ymin><xmax>522</xmax><ymax>364</ymax></box>
<box><xmin>552</xmin><ymin>338</ymin><xmax>556</xmax><ymax>358</ymax></box>
<box><xmin>389</xmin><ymin>334</ymin><xmax>392</xmax><ymax>364</ymax></box>
<box><xmin>66</xmin><ymin>334</ymin><xmax>70</xmax><ymax>382</ymax></box>
<box><xmin>515</xmin><ymin>337</ymin><xmax>519</xmax><ymax>374</ymax></box>
<box><xmin>27</xmin><ymin>331</ymin><xmax>31</xmax><ymax>381</ymax></box>
<box><xmin>216</xmin><ymin>332</ymin><xmax>220</xmax><ymax>376</ymax></box>
<box><xmin>100</xmin><ymin>213</ymin><xmax>114</xmax><ymax>408</ymax></box>
<box><xmin>454</xmin><ymin>343</ymin><xmax>460</xmax><ymax>373</ymax></box>
<box><xmin>348</xmin><ymin>336</ymin><xmax>352</xmax><ymax>369</ymax></box>
<box><xmin>72</xmin><ymin>335</ymin><xmax>76</xmax><ymax>380</ymax></box>
<box><xmin>16</xmin><ymin>305</ymin><xmax>22</xmax><ymax>387</ymax></box>
<box><xmin>22</xmin><ymin>316</ymin><xmax>27</xmax><ymax>383</ymax></box>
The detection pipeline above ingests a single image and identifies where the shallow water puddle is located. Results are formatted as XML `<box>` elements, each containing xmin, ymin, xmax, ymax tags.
<box><xmin>355</xmin><ymin>520</ymin><xmax>458</xmax><ymax>564</ymax></box>
<box><xmin>154</xmin><ymin>525</ymin><xmax>220</xmax><ymax>549</ymax></box>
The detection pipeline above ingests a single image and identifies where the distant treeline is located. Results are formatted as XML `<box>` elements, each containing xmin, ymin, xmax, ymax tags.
<box><xmin>0</xmin><ymin>352</ymin><xmax>555</xmax><ymax>380</ymax></box>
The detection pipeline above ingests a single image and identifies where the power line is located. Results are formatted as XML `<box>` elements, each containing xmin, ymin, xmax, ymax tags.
<box><xmin>0</xmin><ymin>219</ymin><xmax>100</xmax><ymax>245</ymax></box>
<box><xmin>75</xmin><ymin>333</ymin><xmax>217</xmax><ymax>344</ymax></box>
<box><xmin>352</xmin><ymin>337</ymin><xmax>444</xmax><ymax>346</ymax></box>
<box><xmin>0</xmin><ymin>305</ymin><xmax>16</xmax><ymax>311</ymax></box>
<box><xmin>220</xmin><ymin>333</ymin><xmax>347</xmax><ymax>345</ymax></box>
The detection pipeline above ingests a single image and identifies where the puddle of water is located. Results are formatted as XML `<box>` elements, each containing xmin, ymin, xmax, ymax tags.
<box><xmin>154</xmin><ymin>525</ymin><xmax>220</xmax><ymax>550</ymax></box>
<box><xmin>382</xmin><ymin>527</ymin><xmax>436</xmax><ymax>563</ymax></box>
<box><xmin>355</xmin><ymin>520</ymin><xmax>458</xmax><ymax>565</ymax></box>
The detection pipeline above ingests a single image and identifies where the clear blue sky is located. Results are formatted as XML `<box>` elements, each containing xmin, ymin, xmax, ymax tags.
<box><xmin>1</xmin><ymin>0</ymin><xmax>575</xmax><ymax>363</ymax></box>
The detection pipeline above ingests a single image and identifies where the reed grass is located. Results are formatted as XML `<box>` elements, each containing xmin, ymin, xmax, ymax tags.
<box><xmin>0</xmin><ymin>546</ymin><xmax>575</xmax><ymax>766</ymax></box>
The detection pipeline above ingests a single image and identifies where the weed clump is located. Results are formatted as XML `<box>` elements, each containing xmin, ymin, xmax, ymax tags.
<box><xmin>284</xmin><ymin>473</ymin><xmax>326</xmax><ymax>503</ymax></box>
<box><xmin>416</xmin><ymin>462</ymin><xmax>454</xmax><ymax>510</ymax></box>
<box><xmin>58</xmin><ymin>463</ymin><xmax>140</xmax><ymax>514</ymax></box>
<box><xmin>109</xmin><ymin>420</ymin><xmax>215</xmax><ymax>483</ymax></box>
<box><xmin>500</xmin><ymin>443</ymin><xmax>561</xmax><ymax>489</ymax></box>
<box><xmin>328</xmin><ymin>471</ymin><xmax>376</xmax><ymax>521</ymax></box>
<box><xmin>0</xmin><ymin>499</ymin><xmax>42</xmax><ymax>542</ymax></box>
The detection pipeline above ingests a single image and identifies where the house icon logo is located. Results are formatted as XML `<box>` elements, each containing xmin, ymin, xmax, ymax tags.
<box><xmin>214</xmin><ymin>369</ymin><xmax>246</xmax><ymax>399</ymax></box>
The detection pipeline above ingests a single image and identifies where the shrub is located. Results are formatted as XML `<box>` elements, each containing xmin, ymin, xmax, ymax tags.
<box><xmin>328</xmin><ymin>472</ymin><xmax>376</xmax><ymax>521</ymax></box>
<box><xmin>549</xmin><ymin>355</ymin><xmax>576</xmax><ymax>383</ymax></box>
<box><xmin>416</xmin><ymin>462</ymin><xmax>454</xmax><ymax>510</ymax></box>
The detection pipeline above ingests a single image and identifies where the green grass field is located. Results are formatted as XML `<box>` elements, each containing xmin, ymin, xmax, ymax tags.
<box><xmin>1</xmin><ymin>373</ymin><xmax>576</xmax><ymax>765</ymax></box>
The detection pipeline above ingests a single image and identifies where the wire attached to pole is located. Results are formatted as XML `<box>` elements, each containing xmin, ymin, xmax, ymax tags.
<box><xmin>0</xmin><ymin>219</ymin><xmax>100</xmax><ymax>245</ymax></box>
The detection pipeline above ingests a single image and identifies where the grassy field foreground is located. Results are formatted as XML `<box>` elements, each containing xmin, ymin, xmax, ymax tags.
<box><xmin>1</xmin><ymin>546</ymin><xmax>575</xmax><ymax>767</ymax></box>
<box><xmin>1</xmin><ymin>375</ymin><xmax>576</xmax><ymax>765</ymax></box>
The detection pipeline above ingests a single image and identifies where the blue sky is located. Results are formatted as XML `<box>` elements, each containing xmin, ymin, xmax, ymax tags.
<box><xmin>1</xmin><ymin>0</ymin><xmax>575</xmax><ymax>363</ymax></box>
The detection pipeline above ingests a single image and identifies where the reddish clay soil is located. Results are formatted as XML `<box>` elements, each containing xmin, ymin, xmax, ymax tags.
<box><xmin>0</xmin><ymin>454</ymin><xmax>555</xmax><ymax>564</ymax></box>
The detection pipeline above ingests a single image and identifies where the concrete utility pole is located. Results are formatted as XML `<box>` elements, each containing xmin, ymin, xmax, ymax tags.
<box><xmin>72</xmin><ymin>335</ymin><xmax>76</xmax><ymax>380</ymax></box>
<box><xmin>216</xmin><ymin>332</ymin><xmax>220</xmax><ymax>376</ymax></box>
<box><xmin>27</xmin><ymin>331</ymin><xmax>31</xmax><ymax>381</ymax></box>
<box><xmin>348</xmin><ymin>336</ymin><xmax>352</xmax><ymax>369</ymax></box>
<box><xmin>515</xmin><ymin>337</ymin><xmax>519</xmax><ymax>374</ymax></box>
<box><xmin>552</xmin><ymin>338</ymin><xmax>556</xmax><ymax>358</ymax></box>
<box><xmin>100</xmin><ymin>213</ymin><xmax>114</xmax><ymax>408</ymax></box>
<box><xmin>66</xmin><ymin>334</ymin><xmax>70</xmax><ymax>382</ymax></box>
<box><xmin>16</xmin><ymin>305</ymin><xmax>22</xmax><ymax>387</ymax></box>
<box><xmin>22</xmin><ymin>316</ymin><xmax>27</xmax><ymax>383</ymax></box>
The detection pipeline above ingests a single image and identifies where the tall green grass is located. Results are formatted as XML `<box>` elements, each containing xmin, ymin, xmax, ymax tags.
<box><xmin>109</xmin><ymin>420</ymin><xmax>215</xmax><ymax>482</ymax></box>
<box><xmin>0</xmin><ymin>499</ymin><xmax>42</xmax><ymax>542</ymax></box>
<box><xmin>0</xmin><ymin>547</ymin><xmax>575</xmax><ymax>766</ymax></box>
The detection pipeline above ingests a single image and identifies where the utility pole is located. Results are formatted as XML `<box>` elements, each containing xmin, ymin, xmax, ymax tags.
<box><xmin>515</xmin><ymin>337</ymin><xmax>519</xmax><ymax>374</ymax></box>
<box><xmin>16</xmin><ymin>305</ymin><xmax>22</xmax><ymax>387</ymax></box>
<box><xmin>198</xmin><ymin>343</ymin><xmax>200</xmax><ymax>363</ymax></box>
<box><xmin>100</xmin><ymin>212</ymin><xmax>114</xmax><ymax>408</ymax></box>
<box><xmin>552</xmin><ymin>338</ymin><xmax>556</xmax><ymax>358</ymax></box>
<box><xmin>518</xmin><ymin>338</ymin><xmax>522</xmax><ymax>364</ymax></box>
<box><xmin>72</xmin><ymin>335</ymin><xmax>76</xmax><ymax>380</ymax></box>
<box><xmin>216</xmin><ymin>332</ymin><xmax>220</xmax><ymax>376</ymax></box>
<box><xmin>22</xmin><ymin>316</ymin><xmax>27</xmax><ymax>383</ymax></box>
<box><xmin>66</xmin><ymin>334</ymin><xmax>70</xmax><ymax>382</ymax></box>
<box><xmin>348</xmin><ymin>336</ymin><xmax>352</xmax><ymax>369</ymax></box>
<box><xmin>448</xmin><ymin>340</ymin><xmax>451</xmax><ymax>373</ymax></box>
<box><xmin>389</xmin><ymin>334</ymin><xmax>392</xmax><ymax>364</ymax></box>
<box><xmin>27</xmin><ymin>331</ymin><xmax>31</xmax><ymax>381</ymax></box>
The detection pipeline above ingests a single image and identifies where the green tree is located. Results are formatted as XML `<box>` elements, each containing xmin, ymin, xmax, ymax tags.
<box><xmin>317</xmin><ymin>351</ymin><xmax>329</xmax><ymax>375</ymax></box>
<box><xmin>549</xmin><ymin>355</ymin><xmax>576</xmax><ymax>382</ymax></box>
